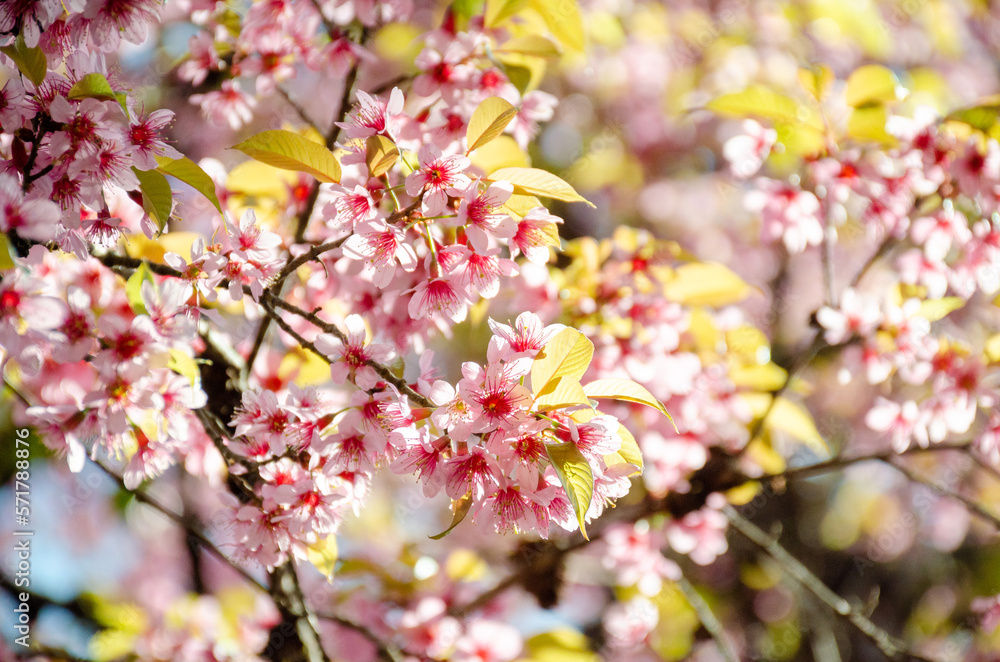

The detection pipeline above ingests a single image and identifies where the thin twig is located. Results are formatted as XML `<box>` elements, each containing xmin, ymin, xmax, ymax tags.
<box><xmin>675</xmin><ymin>575</ymin><xmax>739</xmax><ymax>662</ymax></box>
<box><xmin>886</xmin><ymin>459</ymin><xmax>1000</xmax><ymax>530</ymax></box>
<box><xmin>260</xmin><ymin>294</ymin><xmax>433</xmax><ymax>407</ymax></box>
<box><xmin>724</xmin><ymin>505</ymin><xmax>941</xmax><ymax>662</ymax></box>
<box><xmin>92</xmin><ymin>461</ymin><xmax>268</xmax><ymax>593</ymax></box>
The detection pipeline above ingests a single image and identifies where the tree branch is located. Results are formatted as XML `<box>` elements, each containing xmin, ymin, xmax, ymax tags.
<box><xmin>723</xmin><ymin>504</ymin><xmax>941</xmax><ymax>662</ymax></box>
<box><xmin>675</xmin><ymin>575</ymin><xmax>739</xmax><ymax>662</ymax></box>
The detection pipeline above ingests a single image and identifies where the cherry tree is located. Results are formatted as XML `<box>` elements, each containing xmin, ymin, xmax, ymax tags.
<box><xmin>3</xmin><ymin>1</ymin><xmax>1000</xmax><ymax>661</ymax></box>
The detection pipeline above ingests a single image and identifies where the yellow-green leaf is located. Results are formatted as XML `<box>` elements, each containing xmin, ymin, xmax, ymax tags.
<box><xmin>530</xmin><ymin>327</ymin><xmax>594</xmax><ymax>398</ymax></box>
<box><xmin>582</xmin><ymin>378</ymin><xmax>671</xmax><ymax>419</ymax></box>
<box><xmin>529</xmin><ymin>0</ymin><xmax>585</xmax><ymax>52</ymax></box>
<box><xmin>845</xmin><ymin>64</ymin><xmax>901</xmax><ymax>108</ymax></box>
<box><xmin>68</xmin><ymin>72</ymin><xmax>116</xmax><ymax>102</ymax></box>
<box><xmin>546</xmin><ymin>442</ymin><xmax>594</xmax><ymax>539</ymax></box>
<box><xmin>429</xmin><ymin>494</ymin><xmax>473</xmax><ymax>540</ymax></box>
<box><xmin>497</xmin><ymin>34</ymin><xmax>561</xmax><ymax>57</ymax></box>
<box><xmin>156</xmin><ymin>156</ymin><xmax>223</xmax><ymax>213</ymax></box>
<box><xmin>466</xmin><ymin>96</ymin><xmax>519</xmax><ymax>153</ymax></box>
<box><xmin>232</xmin><ymin>130</ymin><xmax>342</xmax><ymax>184</ymax></box>
<box><xmin>729</xmin><ymin>363</ymin><xmax>788</xmax><ymax>392</ymax></box>
<box><xmin>132</xmin><ymin>167</ymin><xmax>173</xmax><ymax>232</ymax></box>
<box><xmin>365</xmin><ymin>135</ymin><xmax>399</xmax><ymax>178</ymax></box>
<box><xmin>766</xmin><ymin>397</ymin><xmax>828</xmax><ymax>455</ymax></box>
<box><xmin>485</xmin><ymin>0</ymin><xmax>530</xmax><ymax>26</ymax></box>
<box><xmin>470</xmin><ymin>135</ymin><xmax>530</xmax><ymax>173</ymax></box>
<box><xmin>489</xmin><ymin>167</ymin><xmax>594</xmax><ymax>206</ymax></box>
<box><xmin>706</xmin><ymin>85</ymin><xmax>820</xmax><ymax>129</ymax></box>
<box><xmin>945</xmin><ymin>101</ymin><xmax>1000</xmax><ymax>134</ymax></box>
<box><xmin>307</xmin><ymin>535</ymin><xmax>339</xmax><ymax>582</ymax></box>
<box><xmin>607</xmin><ymin>423</ymin><xmax>642</xmax><ymax>475</ymax></box>
<box><xmin>0</xmin><ymin>35</ymin><xmax>46</xmax><ymax>87</ymax></box>
<box><xmin>847</xmin><ymin>105</ymin><xmax>896</xmax><ymax>145</ymax></box>
<box><xmin>797</xmin><ymin>65</ymin><xmax>834</xmax><ymax>101</ymax></box>
<box><xmin>917</xmin><ymin>297</ymin><xmax>965</xmax><ymax>321</ymax></box>
<box><xmin>125</xmin><ymin>262</ymin><xmax>154</xmax><ymax>316</ymax></box>
<box><xmin>986</xmin><ymin>333</ymin><xmax>1000</xmax><ymax>363</ymax></box>
<box><xmin>663</xmin><ymin>262</ymin><xmax>755</xmax><ymax>306</ymax></box>
<box><xmin>168</xmin><ymin>349</ymin><xmax>201</xmax><ymax>387</ymax></box>
<box><xmin>534</xmin><ymin>376</ymin><xmax>590</xmax><ymax>411</ymax></box>
<box><xmin>0</xmin><ymin>234</ymin><xmax>15</xmax><ymax>270</ymax></box>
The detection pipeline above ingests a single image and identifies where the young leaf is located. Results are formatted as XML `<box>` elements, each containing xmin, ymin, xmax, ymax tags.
<box><xmin>429</xmin><ymin>494</ymin><xmax>473</xmax><ymax>540</ymax></box>
<box><xmin>497</xmin><ymin>35</ymin><xmax>562</xmax><ymax>57</ymax></box>
<box><xmin>132</xmin><ymin>168</ymin><xmax>173</xmax><ymax>232</ymax></box>
<box><xmin>467</xmin><ymin>97</ymin><xmax>518</xmax><ymax>153</ymax></box>
<box><xmin>706</xmin><ymin>85</ymin><xmax>820</xmax><ymax>129</ymax></box>
<box><xmin>232</xmin><ymin>130</ymin><xmax>342</xmax><ymax>184</ymax></box>
<box><xmin>68</xmin><ymin>73</ymin><xmax>117</xmax><ymax>101</ymax></box>
<box><xmin>845</xmin><ymin>64</ymin><xmax>900</xmax><ymax>108</ymax></box>
<box><xmin>612</xmin><ymin>424</ymin><xmax>642</xmax><ymax>472</ymax></box>
<box><xmin>530</xmin><ymin>327</ymin><xmax>594</xmax><ymax>398</ymax></box>
<box><xmin>917</xmin><ymin>297</ymin><xmax>965</xmax><ymax>321</ymax></box>
<box><xmin>0</xmin><ymin>234</ymin><xmax>15</xmax><ymax>270</ymax></box>
<box><xmin>365</xmin><ymin>135</ymin><xmax>400</xmax><ymax>178</ymax></box>
<box><xmin>0</xmin><ymin>36</ymin><xmax>47</xmax><ymax>87</ymax></box>
<box><xmin>582</xmin><ymin>378</ymin><xmax>671</xmax><ymax>419</ymax></box>
<box><xmin>306</xmin><ymin>535</ymin><xmax>339</xmax><ymax>582</ymax></box>
<box><xmin>945</xmin><ymin>100</ymin><xmax>1000</xmax><ymax>134</ymax></box>
<box><xmin>528</xmin><ymin>0</ymin><xmax>585</xmax><ymax>52</ymax></box>
<box><xmin>489</xmin><ymin>167</ymin><xmax>594</xmax><ymax>207</ymax></box>
<box><xmin>155</xmin><ymin>156</ymin><xmax>223</xmax><ymax>213</ymax></box>
<box><xmin>534</xmin><ymin>376</ymin><xmax>590</xmax><ymax>411</ymax></box>
<box><xmin>485</xmin><ymin>0</ymin><xmax>530</xmax><ymax>26</ymax></box>
<box><xmin>766</xmin><ymin>397</ymin><xmax>829</xmax><ymax>455</ymax></box>
<box><xmin>168</xmin><ymin>349</ymin><xmax>202</xmax><ymax>388</ymax></box>
<box><xmin>545</xmin><ymin>442</ymin><xmax>594</xmax><ymax>539</ymax></box>
<box><xmin>663</xmin><ymin>262</ymin><xmax>755</xmax><ymax>306</ymax></box>
<box><xmin>846</xmin><ymin>105</ymin><xmax>895</xmax><ymax>145</ymax></box>
<box><xmin>125</xmin><ymin>262</ymin><xmax>154</xmax><ymax>316</ymax></box>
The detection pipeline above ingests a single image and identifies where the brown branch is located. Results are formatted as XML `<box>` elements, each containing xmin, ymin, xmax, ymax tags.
<box><xmin>724</xmin><ymin>504</ymin><xmax>942</xmax><ymax>662</ymax></box>
<box><xmin>260</xmin><ymin>294</ymin><xmax>434</xmax><ymax>408</ymax></box>
<box><xmin>675</xmin><ymin>575</ymin><xmax>739</xmax><ymax>662</ymax></box>
<box><xmin>886</xmin><ymin>458</ymin><xmax>1000</xmax><ymax>530</ymax></box>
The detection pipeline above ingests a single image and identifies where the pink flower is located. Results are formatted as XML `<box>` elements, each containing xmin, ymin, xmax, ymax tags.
<box><xmin>509</xmin><ymin>207</ymin><xmax>562</xmax><ymax>263</ymax></box>
<box><xmin>909</xmin><ymin>202</ymin><xmax>972</xmax><ymax>261</ymax></box>
<box><xmin>404</xmin><ymin>145</ymin><xmax>471</xmax><ymax>215</ymax></box>
<box><xmin>456</xmin><ymin>180</ymin><xmax>516</xmax><ymax>253</ymax></box>
<box><xmin>321</xmin><ymin>183</ymin><xmax>379</xmax><ymax>231</ymax></box>
<box><xmin>0</xmin><ymin>174</ymin><xmax>60</xmax><ymax>241</ymax></box>
<box><xmin>342</xmin><ymin>219</ymin><xmax>418</xmax><ymax>287</ymax></box>
<box><xmin>453</xmin><ymin>620</ymin><xmax>522</xmax><ymax>662</ymax></box>
<box><xmin>407</xmin><ymin>277</ymin><xmax>467</xmax><ymax>322</ymax></box>
<box><xmin>866</xmin><ymin>396</ymin><xmax>927</xmax><ymax>452</ymax></box>
<box><xmin>464</xmin><ymin>247</ymin><xmax>518</xmax><ymax>299</ymax></box>
<box><xmin>314</xmin><ymin>314</ymin><xmax>392</xmax><ymax>389</ymax></box>
<box><xmin>665</xmin><ymin>495</ymin><xmax>729</xmax><ymax>565</ymax></box>
<box><xmin>126</xmin><ymin>108</ymin><xmax>182</xmax><ymax>170</ymax></box>
<box><xmin>177</xmin><ymin>32</ymin><xmax>224</xmax><ymax>87</ymax></box>
<box><xmin>190</xmin><ymin>80</ymin><xmax>256</xmax><ymax>130</ymax></box>
<box><xmin>84</xmin><ymin>0</ymin><xmax>161</xmax><ymax>48</ymax></box>
<box><xmin>463</xmin><ymin>362</ymin><xmax>532</xmax><ymax>433</ymax></box>
<box><xmin>722</xmin><ymin>119</ymin><xmax>776</xmax><ymax>179</ymax></box>
<box><xmin>815</xmin><ymin>288</ymin><xmax>881</xmax><ymax>344</ymax></box>
<box><xmin>603</xmin><ymin>597</ymin><xmax>659</xmax><ymax>649</ymax></box>
<box><xmin>336</xmin><ymin>87</ymin><xmax>404</xmax><ymax>140</ymax></box>
<box><xmin>487</xmin><ymin>311</ymin><xmax>564</xmax><ymax>366</ymax></box>
<box><xmin>744</xmin><ymin>178</ymin><xmax>823</xmax><ymax>254</ymax></box>
<box><xmin>225</xmin><ymin>209</ymin><xmax>282</xmax><ymax>262</ymax></box>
